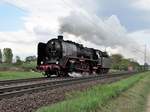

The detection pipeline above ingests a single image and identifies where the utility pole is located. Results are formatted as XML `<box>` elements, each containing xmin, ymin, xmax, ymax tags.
<box><xmin>105</xmin><ymin>47</ymin><xmax>106</xmax><ymax>52</ymax></box>
<box><xmin>144</xmin><ymin>44</ymin><xmax>147</xmax><ymax>65</ymax></box>
<box><xmin>144</xmin><ymin>44</ymin><xmax>148</xmax><ymax>70</ymax></box>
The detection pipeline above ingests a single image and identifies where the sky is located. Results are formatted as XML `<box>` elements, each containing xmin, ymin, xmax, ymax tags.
<box><xmin>0</xmin><ymin>0</ymin><xmax>150</xmax><ymax>64</ymax></box>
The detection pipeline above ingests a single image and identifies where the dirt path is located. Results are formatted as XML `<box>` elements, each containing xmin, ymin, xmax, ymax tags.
<box><xmin>146</xmin><ymin>96</ymin><xmax>150</xmax><ymax>112</ymax></box>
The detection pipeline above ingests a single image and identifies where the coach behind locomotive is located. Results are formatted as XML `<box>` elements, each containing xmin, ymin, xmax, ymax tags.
<box><xmin>37</xmin><ymin>35</ymin><xmax>111</xmax><ymax>77</ymax></box>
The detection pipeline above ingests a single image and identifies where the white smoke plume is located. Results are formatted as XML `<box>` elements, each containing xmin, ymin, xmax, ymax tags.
<box><xmin>1</xmin><ymin>0</ymin><xmax>147</xmax><ymax>63</ymax></box>
<box><xmin>59</xmin><ymin>11</ymin><xmax>144</xmax><ymax>63</ymax></box>
<box><xmin>59</xmin><ymin>11</ymin><xmax>137</xmax><ymax>49</ymax></box>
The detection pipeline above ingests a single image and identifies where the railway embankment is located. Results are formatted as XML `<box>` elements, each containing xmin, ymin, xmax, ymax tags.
<box><xmin>97</xmin><ymin>71</ymin><xmax>150</xmax><ymax>112</ymax></box>
<box><xmin>36</xmin><ymin>72</ymin><xmax>150</xmax><ymax>112</ymax></box>
<box><xmin>0</xmin><ymin>72</ymin><xmax>136</xmax><ymax>112</ymax></box>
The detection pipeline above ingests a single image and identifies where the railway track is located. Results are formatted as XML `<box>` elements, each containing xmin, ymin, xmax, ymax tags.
<box><xmin>0</xmin><ymin>77</ymin><xmax>72</xmax><ymax>86</ymax></box>
<box><xmin>0</xmin><ymin>77</ymin><xmax>45</xmax><ymax>86</ymax></box>
<box><xmin>0</xmin><ymin>72</ymin><xmax>138</xmax><ymax>100</ymax></box>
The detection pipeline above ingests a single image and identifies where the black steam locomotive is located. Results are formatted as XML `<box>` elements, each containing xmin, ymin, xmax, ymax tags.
<box><xmin>37</xmin><ymin>35</ymin><xmax>111</xmax><ymax>77</ymax></box>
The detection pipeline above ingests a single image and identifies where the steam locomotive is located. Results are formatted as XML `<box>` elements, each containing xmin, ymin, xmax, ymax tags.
<box><xmin>37</xmin><ymin>35</ymin><xmax>111</xmax><ymax>77</ymax></box>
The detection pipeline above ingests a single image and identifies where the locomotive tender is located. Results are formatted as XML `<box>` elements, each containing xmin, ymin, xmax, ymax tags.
<box><xmin>37</xmin><ymin>35</ymin><xmax>111</xmax><ymax>77</ymax></box>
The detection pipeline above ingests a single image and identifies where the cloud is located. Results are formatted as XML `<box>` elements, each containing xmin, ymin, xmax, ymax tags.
<box><xmin>0</xmin><ymin>0</ymin><xmax>149</xmax><ymax>64</ymax></box>
<box><xmin>128</xmin><ymin>29</ymin><xmax>150</xmax><ymax>63</ymax></box>
<box><xmin>0</xmin><ymin>30</ymin><xmax>37</xmax><ymax>59</ymax></box>
<box><xmin>59</xmin><ymin>12</ymin><xmax>128</xmax><ymax>47</ymax></box>
<box><xmin>132</xmin><ymin>0</ymin><xmax>150</xmax><ymax>11</ymax></box>
<box><xmin>59</xmin><ymin>11</ymin><xmax>145</xmax><ymax>62</ymax></box>
<box><xmin>0</xmin><ymin>0</ymin><xmax>73</xmax><ymax>58</ymax></box>
<box><xmin>0</xmin><ymin>30</ymin><xmax>36</xmax><ymax>43</ymax></box>
<box><xmin>0</xmin><ymin>0</ymin><xmax>100</xmax><ymax>57</ymax></box>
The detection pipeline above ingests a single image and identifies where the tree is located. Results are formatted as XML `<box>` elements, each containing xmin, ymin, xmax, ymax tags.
<box><xmin>111</xmin><ymin>54</ymin><xmax>123</xmax><ymax>70</ymax></box>
<box><xmin>0</xmin><ymin>49</ymin><xmax>2</xmax><ymax>63</ymax></box>
<box><xmin>111</xmin><ymin>54</ymin><xmax>123</xmax><ymax>63</ymax></box>
<box><xmin>25</xmin><ymin>56</ymin><xmax>36</xmax><ymax>62</ymax></box>
<box><xmin>15</xmin><ymin>56</ymin><xmax>22</xmax><ymax>65</ymax></box>
<box><xmin>119</xmin><ymin>59</ymin><xmax>130</xmax><ymax>70</ymax></box>
<box><xmin>111</xmin><ymin>53</ymin><xmax>141</xmax><ymax>71</ymax></box>
<box><xmin>3</xmin><ymin>48</ymin><xmax>13</xmax><ymax>63</ymax></box>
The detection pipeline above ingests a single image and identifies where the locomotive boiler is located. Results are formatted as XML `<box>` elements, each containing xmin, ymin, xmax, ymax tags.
<box><xmin>37</xmin><ymin>35</ymin><xmax>111</xmax><ymax>77</ymax></box>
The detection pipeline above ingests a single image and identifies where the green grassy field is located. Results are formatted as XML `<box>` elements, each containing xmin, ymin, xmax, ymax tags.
<box><xmin>36</xmin><ymin>72</ymin><xmax>149</xmax><ymax>112</ymax></box>
<box><xmin>0</xmin><ymin>71</ymin><xmax>43</xmax><ymax>80</ymax></box>
<box><xmin>0</xmin><ymin>61</ymin><xmax>37</xmax><ymax>70</ymax></box>
<box><xmin>97</xmin><ymin>72</ymin><xmax>150</xmax><ymax>112</ymax></box>
<box><xmin>21</xmin><ymin>61</ymin><xmax>37</xmax><ymax>69</ymax></box>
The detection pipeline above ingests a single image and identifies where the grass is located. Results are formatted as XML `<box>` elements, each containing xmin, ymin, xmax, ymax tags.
<box><xmin>97</xmin><ymin>72</ymin><xmax>150</xmax><ymax>112</ymax></box>
<box><xmin>0</xmin><ymin>61</ymin><xmax>37</xmax><ymax>70</ymax></box>
<box><xmin>36</xmin><ymin>72</ymin><xmax>149</xmax><ymax>112</ymax></box>
<box><xmin>0</xmin><ymin>71</ymin><xmax>43</xmax><ymax>80</ymax></box>
<box><xmin>0</xmin><ymin>63</ymin><xmax>14</xmax><ymax>68</ymax></box>
<box><xmin>21</xmin><ymin>61</ymin><xmax>37</xmax><ymax>69</ymax></box>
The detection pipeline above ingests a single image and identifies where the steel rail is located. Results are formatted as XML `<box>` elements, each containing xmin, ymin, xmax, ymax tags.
<box><xmin>0</xmin><ymin>71</ymin><xmax>139</xmax><ymax>100</ymax></box>
<box><xmin>0</xmin><ymin>71</ymin><xmax>131</xmax><ymax>86</ymax></box>
<box><xmin>0</xmin><ymin>77</ymin><xmax>45</xmax><ymax>85</ymax></box>
<box><xmin>0</xmin><ymin>77</ymin><xmax>72</xmax><ymax>86</ymax></box>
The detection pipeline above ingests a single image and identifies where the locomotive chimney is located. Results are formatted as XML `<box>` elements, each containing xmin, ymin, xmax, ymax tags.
<box><xmin>58</xmin><ymin>35</ymin><xmax>63</xmax><ymax>40</ymax></box>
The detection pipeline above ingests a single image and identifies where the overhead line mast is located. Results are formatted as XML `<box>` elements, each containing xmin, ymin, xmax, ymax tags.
<box><xmin>144</xmin><ymin>44</ymin><xmax>147</xmax><ymax>65</ymax></box>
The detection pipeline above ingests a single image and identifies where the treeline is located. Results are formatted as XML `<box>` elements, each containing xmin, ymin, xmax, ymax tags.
<box><xmin>0</xmin><ymin>48</ymin><xmax>36</xmax><ymax>65</ymax></box>
<box><xmin>111</xmin><ymin>54</ymin><xmax>144</xmax><ymax>71</ymax></box>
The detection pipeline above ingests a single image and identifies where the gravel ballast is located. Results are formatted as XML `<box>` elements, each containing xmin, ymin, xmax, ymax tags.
<box><xmin>0</xmin><ymin>76</ymin><xmax>128</xmax><ymax>112</ymax></box>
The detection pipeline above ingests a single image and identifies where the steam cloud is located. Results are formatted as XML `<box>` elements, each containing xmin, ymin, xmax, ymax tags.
<box><xmin>58</xmin><ymin>11</ymin><xmax>143</xmax><ymax>63</ymax></box>
<box><xmin>59</xmin><ymin>11</ymin><xmax>137</xmax><ymax>49</ymax></box>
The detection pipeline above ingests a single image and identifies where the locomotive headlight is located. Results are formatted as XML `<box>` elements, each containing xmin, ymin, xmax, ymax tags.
<box><xmin>56</xmin><ymin>61</ymin><xmax>59</xmax><ymax>64</ymax></box>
